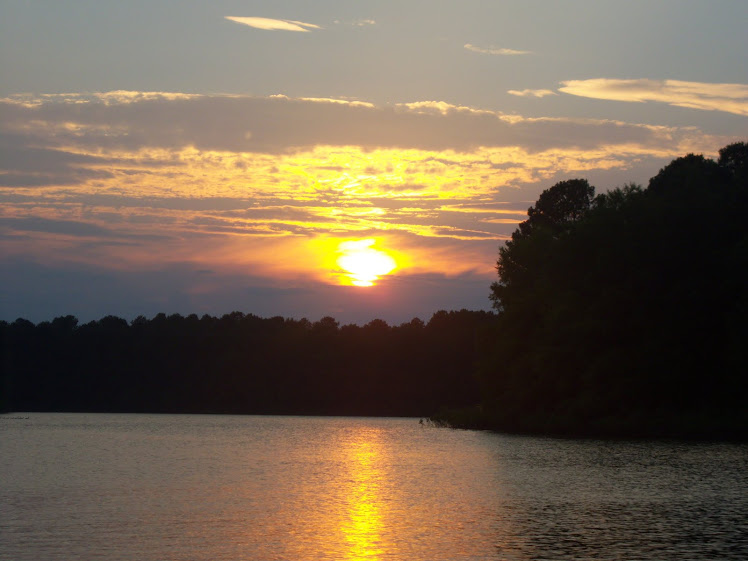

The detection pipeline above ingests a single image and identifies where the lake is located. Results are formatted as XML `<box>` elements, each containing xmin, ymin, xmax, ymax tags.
<box><xmin>1</xmin><ymin>414</ymin><xmax>746</xmax><ymax>560</ymax></box>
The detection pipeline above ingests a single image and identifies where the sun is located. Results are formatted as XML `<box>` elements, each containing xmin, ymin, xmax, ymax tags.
<box><xmin>336</xmin><ymin>239</ymin><xmax>397</xmax><ymax>287</ymax></box>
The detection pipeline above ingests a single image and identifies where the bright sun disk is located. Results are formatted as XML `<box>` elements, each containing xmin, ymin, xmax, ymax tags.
<box><xmin>336</xmin><ymin>240</ymin><xmax>397</xmax><ymax>287</ymax></box>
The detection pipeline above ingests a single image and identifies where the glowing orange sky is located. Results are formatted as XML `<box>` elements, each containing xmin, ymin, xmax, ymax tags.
<box><xmin>1</xmin><ymin>1</ymin><xmax>745</xmax><ymax>323</ymax></box>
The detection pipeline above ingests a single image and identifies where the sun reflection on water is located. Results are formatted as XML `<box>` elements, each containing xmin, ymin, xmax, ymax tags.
<box><xmin>340</xmin><ymin>430</ymin><xmax>385</xmax><ymax>559</ymax></box>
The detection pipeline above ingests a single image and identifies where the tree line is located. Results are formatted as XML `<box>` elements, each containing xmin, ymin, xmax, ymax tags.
<box><xmin>437</xmin><ymin>142</ymin><xmax>746</xmax><ymax>439</ymax></box>
<box><xmin>1</xmin><ymin>310</ymin><xmax>493</xmax><ymax>417</ymax></box>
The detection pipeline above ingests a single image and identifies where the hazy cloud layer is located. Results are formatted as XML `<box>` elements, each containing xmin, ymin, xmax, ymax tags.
<box><xmin>560</xmin><ymin>79</ymin><xmax>748</xmax><ymax>116</ymax></box>
<box><xmin>0</xmin><ymin>90</ymin><xmax>735</xmax><ymax>321</ymax></box>
<box><xmin>0</xmin><ymin>257</ymin><xmax>492</xmax><ymax>325</ymax></box>
<box><xmin>0</xmin><ymin>92</ymin><xmax>711</xmax><ymax>156</ymax></box>
<box><xmin>225</xmin><ymin>17</ymin><xmax>321</xmax><ymax>32</ymax></box>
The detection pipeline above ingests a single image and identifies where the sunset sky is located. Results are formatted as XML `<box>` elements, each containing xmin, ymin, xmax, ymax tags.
<box><xmin>1</xmin><ymin>0</ymin><xmax>746</xmax><ymax>325</ymax></box>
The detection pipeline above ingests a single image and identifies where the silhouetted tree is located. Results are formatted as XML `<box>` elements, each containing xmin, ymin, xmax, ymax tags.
<box><xmin>524</xmin><ymin>178</ymin><xmax>595</xmax><ymax>234</ymax></box>
<box><xmin>718</xmin><ymin>142</ymin><xmax>748</xmax><ymax>184</ymax></box>
<box><xmin>475</xmin><ymin>144</ymin><xmax>748</xmax><ymax>438</ymax></box>
<box><xmin>491</xmin><ymin>178</ymin><xmax>595</xmax><ymax>313</ymax></box>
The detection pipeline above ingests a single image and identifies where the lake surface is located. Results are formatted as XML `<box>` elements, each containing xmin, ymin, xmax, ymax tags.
<box><xmin>1</xmin><ymin>414</ymin><xmax>747</xmax><ymax>560</ymax></box>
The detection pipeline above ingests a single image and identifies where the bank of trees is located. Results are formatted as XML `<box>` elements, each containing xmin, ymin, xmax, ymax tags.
<box><xmin>1</xmin><ymin>309</ymin><xmax>493</xmax><ymax>417</ymax></box>
<box><xmin>469</xmin><ymin>142</ymin><xmax>748</xmax><ymax>438</ymax></box>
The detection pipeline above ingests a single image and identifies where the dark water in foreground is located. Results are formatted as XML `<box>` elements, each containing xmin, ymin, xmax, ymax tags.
<box><xmin>1</xmin><ymin>414</ymin><xmax>746</xmax><ymax>560</ymax></box>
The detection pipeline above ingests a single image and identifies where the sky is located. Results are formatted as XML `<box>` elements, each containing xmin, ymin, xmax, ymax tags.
<box><xmin>1</xmin><ymin>0</ymin><xmax>746</xmax><ymax>325</ymax></box>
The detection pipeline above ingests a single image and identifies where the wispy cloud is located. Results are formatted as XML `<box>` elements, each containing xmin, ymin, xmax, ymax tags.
<box><xmin>508</xmin><ymin>89</ymin><xmax>557</xmax><ymax>98</ymax></box>
<box><xmin>0</xmin><ymin>91</ymin><xmax>204</xmax><ymax>108</ymax></box>
<box><xmin>288</xmin><ymin>95</ymin><xmax>375</xmax><ymax>109</ymax></box>
<box><xmin>334</xmin><ymin>19</ymin><xmax>376</xmax><ymax>27</ymax></box>
<box><xmin>395</xmin><ymin>100</ymin><xmax>495</xmax><ymax>116</ymax></box>
<box><xmin>464</xmin><ymin>44</ymin><xmax>530</xmax><ymax>56</ymax></box>
<box><xmin>225</xmin><ymin>16</ymin><xmax>321</xmax><ymax>32</ymax></box>
<box><xmin>560</xmin><ymin>79</ymin><xmax>748</xmax><ymax>116</ymax></box>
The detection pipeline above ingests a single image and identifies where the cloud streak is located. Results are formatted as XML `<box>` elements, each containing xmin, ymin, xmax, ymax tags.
<box><xmin>225</xmin><ymin>16</ymin><xmax>321</xmax><ymax>32</ymax></box>
<box><xmin>334</xmin><ymin>19</ymin><xmax>376</xmax><ymax>27</ymax></box>
<box><xmin>560</xmin><ymin>79</ymin><xmax>748</xmax><ymax>116</ymax></box>
<box><xmin>508</xmin><ymin>89</ymin><xmax>557</xmax><ymax>98</ymax></box>
<box><xmin>464</xmin><ymin>44</ymin><xmax>530</xmax><ymax>56</ymax></box>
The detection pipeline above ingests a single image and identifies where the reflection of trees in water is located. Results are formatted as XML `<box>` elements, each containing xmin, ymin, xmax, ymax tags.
<box><xmin>492</xmin><ymin>439</ymin><xmax>748</xmax><ymax>560</ymax></box>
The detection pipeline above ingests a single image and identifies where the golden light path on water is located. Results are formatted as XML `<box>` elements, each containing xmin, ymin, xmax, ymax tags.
<box><xmin>341</xmin><ymin>431</ymin><xmax>385</xmax><ymax>558</ymax></box>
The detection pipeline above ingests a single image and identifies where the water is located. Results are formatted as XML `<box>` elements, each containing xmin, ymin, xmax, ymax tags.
<box><xmin>1</xmin><ymin>414</ymin><xmax>746</xmax><ymax>560</ymax></box>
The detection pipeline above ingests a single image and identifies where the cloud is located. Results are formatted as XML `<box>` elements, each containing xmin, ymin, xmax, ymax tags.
<box><xmin>1</xmin><ymin>217</ymin><xmax>116</xmax><ymax>238</ymax></box>
<box><xmin>225</xmin><ymin>16</ymin><xmax>320</xmax><ymax>32</ymax></box>
<box><xmin>0</xmin><ymin>90</ymin><xmax>734</xmax><ymax>304</ymax></box>
<box><xmin>464</xmin><ymin>44</ymin><xmax>530</xmax><ymax>56</ymax></box>
<box><xmin>0</xmin><ymin>91</ymin><xmax>203</xmax><ymax>108</ymax></box>
<box><xmin>293</xmin><ymin>96</ymin><xmax>375</xmax><ymax>109</ymax></box>
<box><xmin>396</xmin><ymin>100</ymin><xmax>495</xmax><ymax>117</ymax></box>
<box><xmin>559</xmin><ymin>79</ymin><xmax>748</xmax><ymax>116</ymax></box>
<box><xmin>0</xmin><ymin>132</ymin><xmax>119</xmax><ymax>187</ymax></box>
<box><xmin>334</xmin><ymin>19</ymin><xmax>376</xmax><ymax>27</ymax></box>
<box><xmin>508</xmin><ymin>89</ymin><xmax>557</xmax><ymax>98</ymax></box>
<box><xmin>0</xmin><ymin>92</ymin><xmax>695</xmax><ymax>157</ymax></box>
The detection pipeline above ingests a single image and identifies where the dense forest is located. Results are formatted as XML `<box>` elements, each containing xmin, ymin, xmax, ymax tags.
<box><xmin>2</xmin><ymin>143</ymin><xmax>746</xmax><ymax>439</ymax></box>
<box><xmin>0</xmin><ymin>310</ymin><xmax>493</xmax><ymax>417</ymax></box>
<box><xmin>438</xmin><ymin>142</ymin><xmax>747</xmax><ymax>439</ymax></box>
